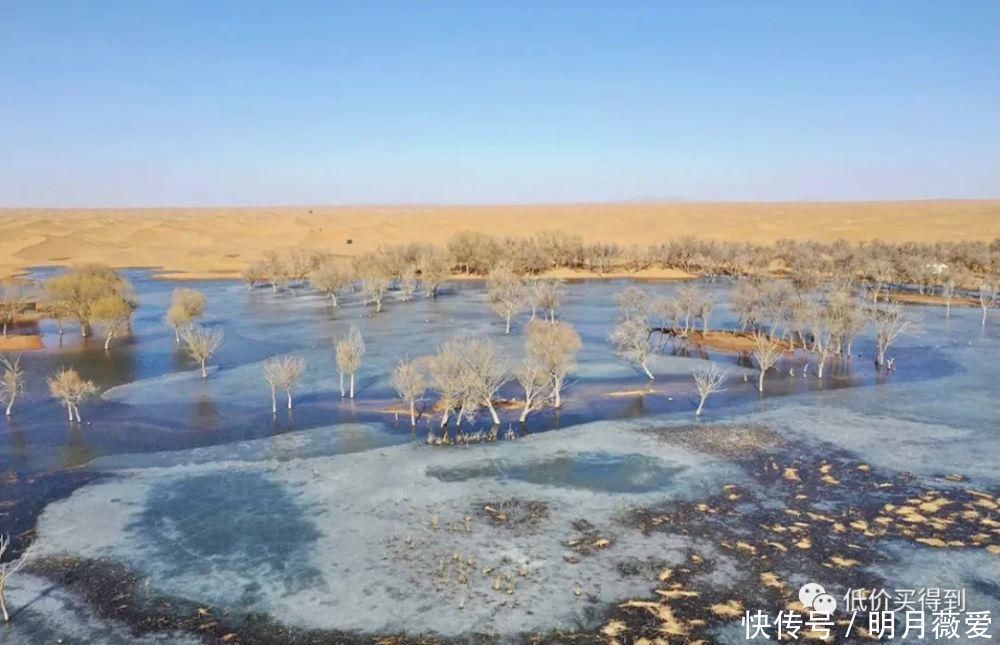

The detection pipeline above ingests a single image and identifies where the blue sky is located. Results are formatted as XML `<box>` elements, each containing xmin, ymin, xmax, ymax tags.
<box><xmin>2</xmin><ymin>1</ymin><xmax>998</xmax><ymax>206</ymax></box>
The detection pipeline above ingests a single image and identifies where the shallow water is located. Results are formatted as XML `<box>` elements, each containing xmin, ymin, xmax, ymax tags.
<box><xmin>1</xmin><ymin>271</ymin><xmax>998</xmax><ymax>642</ymax></box>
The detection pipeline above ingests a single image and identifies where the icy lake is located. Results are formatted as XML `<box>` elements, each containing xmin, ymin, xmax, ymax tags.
<box><xmin>0</xmin><ymin>270</ymin><xmax>997</xmax><ymax>643</ymax></box>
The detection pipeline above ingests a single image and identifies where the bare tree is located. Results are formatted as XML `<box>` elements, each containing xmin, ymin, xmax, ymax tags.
<box><xmin>0</xmin><ymin>534</ymin><xmax>32</xmax><ymax>622</ymax></box>
<box><xmin>871</xmin><ymin>305</ymin><xmax>913</xmax><ymax>369</ymax></box>
<box><xmin>0</xmin><ymin>355</ymin><xmax>24</xmax><ymax>417</ymax></box>
<box><xmin>487</xmin><ymin>266</ymin><xmax>525</xmax><ymax>334</ymax></box>
<box><xmin>429</xmin><ymin>338</ymin><xmax>466</xmax><ymax>428</ymax></box>
<box><xmin>263</xmin><ymin>355</ymin><xmax>307</xmax><ymax>412</ymax></box>
<box><xmin>693</xmin><ymin>363</ymin><xmax>726</xmax><ymax>416</ymax></box>
<box><xmin>398</xmin><ymin>265</ymin><xmax>418</xmax><ymax>301</ymax></box>
<box><xmin>458</xmin><ymin>337</ymin><xmax>507</xmax><ymax>425</ymax></box>
<box><xmin>751</xmin><ymin>333</ymin><xmax>783</xmax><ymax>393</ymax></box>
<box><xmin>419</xmin><ymin>250</ymin><xmax>451</xmax><ymax>298</ymax></box>
<box><xmin>361</xmin><ymin>274</ymin><xmax>391</xmax><ymax>313</ymax></box>
<box><xmin>391</xmin><ymin>357</ymin><xmax>427</xmax><ymax>426</ymax></box>
<box><xmin>0</xmin><ymin>279</ymin><xmax>28</xmax><ymax>339</ymax></box>
<box><xmin>979</xmin><ymin>280</ymin><xmax>997</xmax><ymax>326</ymax></box>
<box><xmin>241</xmin><ymin>262</ymin><xmax>267</xmax><ymax>291</ymax></box>
<box><xmin>526</xmin><ymin>320</ymin><xmax>581</xmax><ymax>407</ymax></box>
<box><xmin>429</xmin><ymin>335</ymin><xmax>507</xmax><ymax>426</ymax></box>
<box><xmin>44</xmin><ymin>265</ymin><xmax>133</xmax><ymax>337</ymax></box>
<box><xmin>92</xmin><ymin>293</ymin><xmax>138</xmax><ymax>350</ymax></box>
<box><xmin>941</xmin><ymin>277</ymin><xmax>956</xmax><ymax>318</ymax></box>
<box><xmin>261</xmin><ymin>250</ymin><xmax>290</xmax><ymax>292</ymax></box>
<box><xmin>181</xmin><ymin>326</ymin><xmax>224</xmax><ymax>378</ymax></box>
<box><xmin>166</xmin><ymin>288</ymin><xmax>206</xmax><ymax>342</ymax></box>
<box><xmin>310</xmin><ymin>262</ymin><xmax>352</xmax><ymax>306</ymax></box>
<box><xmin>47</xmin><ymin>368</ymin><xmax>97</xmax><ymax>422</ymax></box>
<box><xmin>610</xmin><ymin>318</ymin><xmax>655</xmax><ymax>380</ymax></box>
<box><xmin>615</xmin><ymin>286</ymin><xmax>650</xmax><ymax>322</ymax></box>
<box><xmin>514</xmin><ymin>357</ymin><xmax>551</xmax><ymax>422</ymax></box>
<box><xmin>864</xmin><ymin>257</ymin><xmax>895</xmax><ymax>303</ymax></box>
<box><xmin>334</xmin><ymin>325</ymin><xmax>365</xmax><ymax>398</ymax></box>
<box><xmin>528</xmin><ymin>279</ymin><xmax>561</xmax><ymax>322</ymax></box>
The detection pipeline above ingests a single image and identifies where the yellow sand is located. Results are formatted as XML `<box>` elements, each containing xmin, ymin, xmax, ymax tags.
<box><xmin>1</xmin><ymin>200</ymin><xmax>997</xmax><ymax>279</ymax></box>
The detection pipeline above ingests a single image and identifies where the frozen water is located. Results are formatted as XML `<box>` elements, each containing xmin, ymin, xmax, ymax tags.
<box><xmin>31</xmin><ymin>418</ymin><xmax>743</xmax><ymax>636</ymax></box>
<box><xmin>5</xmin><ymin>271</ymin><xmax>999</xmax><ymax>641</ymax></box>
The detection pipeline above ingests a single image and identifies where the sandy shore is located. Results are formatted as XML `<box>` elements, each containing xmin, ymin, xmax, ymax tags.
<box><xmin>1</xmin><ymin>200</ymin><xmax>997</xmax><ymax>279</ymax></box>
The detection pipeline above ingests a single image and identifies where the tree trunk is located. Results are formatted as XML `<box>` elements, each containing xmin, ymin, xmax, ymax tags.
<box><xmin>641</xmin><ymin>361</ymin><xmax>654</xmax><ymax>380</ymax></box>
<box><xmin>519</xmin><ymin>400</ymin><xmax>530</xmax><ymax>423</ymax></box>
<box><xmin>81</xmin><ymin>323</ymin><xmax>89</xmax><ymax>337</ymax></box>
<box><xmin>440</xmin><ymin>408</ymin><xmax>450</xmax><ymax>428</ymax></box>
<box><xmin>409</xmin><ymin>399</ymin><xmax>416</xmax><ymax>426</ymax></box>
<box><xmin>66</xmin><ymin>402</ymin><xmax>74</xmax><ymax>421</ymax></box>
<box><xmin>286</xmin><ymin>389</ymin><xmax>293</xmax><ymax>410</ymax></box>
<box><xmin>982</xmin><ymin>307</ymin><xmax>988</xmax><ymax>326</ymax></box>
<box><xmin>505</xmin><ymin>313</ymin><xmax>512</xmax><ymax>334</ymax></box>
<box><xmin>5</xmin><ymin>395</ymin><xmax>13</xmax><ymax>416</ymax></box>
<box><xmin>174</xmin><ymin>327</ymin><xmax>180</xmax><ymax>343</ymax></box>
<box><xmin>349</xmin><ymin>373</ymin><xmax>355</xmax><ymax>399</ymax></box>
<box><xmin>270</xmin><ymin>387</ymin><xmax>277</xmax><ymax>414</ymax></box>
<box><xmin>104</xmin><ymin>332</ymin><xmax>113</xmax><ymax>351</ymax></box>
<box><xmin>696</xmin><ymin>396</ymin><xmax>706</xmax><ymax>416</ymax></box>
<box><xmin>200</xmin><ymin>361</ymin><xmax>208</xmax><ymax>379</ymax></box>
<box><xmin>2</xmin><ymin>322</ymin><xmax>6</xmax><ymax>338</ymax></box>
<box><xmin>339</xmin><ymin>372</ymin><xmax>345</xmax><ymax>397</ymax></box>
<box><xmin>485</xmin><ymin>399</ymin><xmax>500</xmax><ymax>425</ymax></box>
<box><xmin>758</xmin><ymin>370</ymin><xmax>765</xmax><ymax>393</ymax></box>
<box><xmin>1</xmin><ymin>579</ymin><xmax>8</xmax><ymax>622</ymax></box>
<box><xmin>73</xmin><ymin>404</ymin><xmax>82</xmax><ymax>423</ymax></box>
<box><xmin>553</xmin><ymin>377</ymin><xmax>563</xmax><ymax>408</ymax></box>
<box><xmin>945</xmin><ymin>301</ymin><xmax>951</xmax><ymax>318</ymax></box>
<box><xmin>330</xmin><ymin>293</ymin><xmax>338</xmax><ymax>307</ymax></box>
<box><xmin>876</xmin><ymin>347</ymin><xmax>886</xmax><ymax>368</ymax></box>
<box><xmin>817</xmin><ymin>357</ymin><xmax>826</xmax><ymax>379</ymax></box>
<box><xmin>376</xmin><ymin>299</ymin><xmax>383</xmax><ymax>313</ymax></box>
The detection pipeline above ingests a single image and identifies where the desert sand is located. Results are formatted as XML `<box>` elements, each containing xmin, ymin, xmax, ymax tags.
<box><xmin>1</xmin><ymin>200</ymin><xmax>997</xmax><ymax>279</ymax></box>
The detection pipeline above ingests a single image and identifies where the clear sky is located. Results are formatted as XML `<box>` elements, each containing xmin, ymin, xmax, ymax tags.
<box><xmin>2</xmin><ymin>1</ymin><xmax>998</xmax><ymax>207</ymax></box>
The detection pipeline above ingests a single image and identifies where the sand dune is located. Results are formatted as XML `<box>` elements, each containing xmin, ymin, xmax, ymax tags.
<box><xmin>1</xmin><ymin>201</ymin><xmax>997</xmax><ymax>279</ymax></box>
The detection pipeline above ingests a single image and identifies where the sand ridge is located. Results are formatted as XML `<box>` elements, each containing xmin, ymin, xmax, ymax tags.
<box><xmin>1</xmin><ymin>200</ymin><xmax>997</xmax><ymax>279</ymax></box>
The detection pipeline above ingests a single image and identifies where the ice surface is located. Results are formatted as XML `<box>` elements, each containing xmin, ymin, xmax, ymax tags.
<box><xmin>31</xmin><ymin>417</ymin><xmax>744</xmax><ymax>636</ymax></box>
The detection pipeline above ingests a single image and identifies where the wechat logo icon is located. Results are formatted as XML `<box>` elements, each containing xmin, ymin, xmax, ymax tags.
<box><xmin>799</xmin><ymin>582</ymin><xmax>837</xmax><ymax>614</ymax></box>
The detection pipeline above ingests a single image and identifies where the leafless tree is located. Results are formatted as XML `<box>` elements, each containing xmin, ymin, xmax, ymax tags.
<box><xmin>429</xmin><ymin>338</ymin><xmax>466</xmax><ymax>428</ymax></box>
<box><xmin>47</xmin><ymin>368</ymin><xmax>97</xmax><ymax>422</ymax></box>
<box><xmin>241</xmin><ymin>262</ymin><xmax>267</xmax><ymax>291</ymax></box>
<box><xmin>871</xmin><ymin>304</ymin><xmax>913</xmax><ymax>369</ymax></box>
<box><xmin>334</xmin><ymin>325</ymin><xmax>365</xmax><ymax>398</ymax></box>
<box><xmin>526</xmin><ymin>320</ymin><xmax>581</xmax><ymax>407</ymax></box>
<box><xmin>309</xmin><ymin>262</ymin><xmax>352</xmax><ymax>306</ymax></box>
<box><xmin>458</xmin><ymin>337</ymin><xmax>507</xmax><ymax>425</ymax></box>
<box><xmin>615</xmin><ymin>286</ymin><xmax>649</xmax><ymax>322</ymax></box>
<box><xmin>863</xmin><ymin>257</ymin><xmax>895</xmax><ymax>303</ymax></box>
<box><xmin>807</xmin><ymin>302</ymin><xmax>835</xmax><ymax>378</ymax></box>
<box><xmin>941</xmin><ymin>277</ymin><xmax>956</xmax><ymax>318</ymax></box>
<box><xmin>261</xmin><ymin>250</ymin><xmax>290</xmax><ymax>293</ymax></box>
<box><xmin>515</xmin><ymin>357</ymin><xmax>551</xmax><ymax>422</ymax></box>
<box><xmin>751</xmin><ymin>333</ymin><xmax>783</xmax><ymax>393</ymax></box>
<box><xmin>92</xmin><ymin>293</ymin><xmax>138</xmax><ymax>351</ymax></box>
<box><xmin>0</xmin><ymin>279</ymin><xmax>28</xmax><ymax>339</ymax></box>
<box><xmin>166</xmin><ymin>288</ymin><xmax>206</xmax><ymax>342</ymax></box>
<box><xmin>0</xmin><ymin>355</ymin><xmax>24</xmax><ymax>417</ymax></box>
<box><xmin>398</xmin><ymin>265</ymin><xmax>419</xmax><ymax>301</ymax></box>
<box><xmin>487</xmin><ymin>266</ymin><xmax>526</xmax><ymax>334</ymax></box>
<box><xmin>391</xmin><ymin>357</ymin><xmax>427</xmax><ymax>426</ymax></box>
<box><xmin>419</xmin><ymin>249</ymin><xmax>451</xmax><ymax>298</ymax></box>
<box><xmin>693</xmin><ymin>363</ymin><xmax>726</xmax><ymax>416</ymax></box>
<box><xmin>429</xmin><ymin>335</ymin><xmax>507</xmax><ymax>426</ymax></box>
<box><xmin>979</xmin><ymin>279</ymin><xmax>997</xmax><ymax>326</ymax></box>
<box><xmin>610</xmin><ymin>318</ymin><xmax>654</xmax><ymax>380</ymax></box>
<box><xmin>263</xmin><ymin>355</ymin><xmax>307</xmax><ymax>413</ymax></box>
<box><xmin>0</xmin><ymin>534</ymin><xmax>32</xmax><ymax>622</ymax></box>
<box><xmin>827</xmin><ymin>288</ymin><xmax>867</xmax><ymax>357</ymax></box>
<box><xmin>361</xmin><ymin>273</ymin><xmax>391</xmax><ymax>313</ymax></box>
<box><xmin>181</xmin><ymin>326</ymin><xmax>224</xmax><ymax>378</ymax></box>
<box><xmin>44</xmin><ymin>264</ymin><xmax>133</xmax><ymax>337</ymax></box>
<box><xmin>528</xmin><ymin>279</ymin><xmax>561</xmax><ymax>322</ymax></box>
